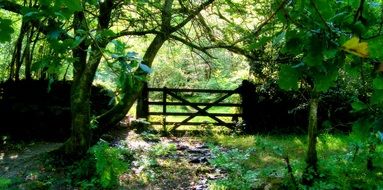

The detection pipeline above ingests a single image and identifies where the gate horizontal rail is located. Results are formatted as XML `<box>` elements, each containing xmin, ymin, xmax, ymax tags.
<box><xmin>149</xmin><ymin>112</ymin><xmax>241</xmax><ymax>117</ymax></box>
<box><xmin>144</xmin><ymin>87</ymin><xmax>242</xmax><ymax>131</ymax></box>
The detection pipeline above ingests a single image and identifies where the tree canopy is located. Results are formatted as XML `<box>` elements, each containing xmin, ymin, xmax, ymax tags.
<box><xmin>1</xmin><ymin>0</ymin><xmax>383</xmax><ymax>186</ymax></box>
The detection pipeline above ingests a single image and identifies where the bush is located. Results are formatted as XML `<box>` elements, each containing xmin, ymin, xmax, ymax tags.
<box><xmin>69</xmin><ymin>140</ymin><xmax>134</xmax><ymax>189</ymax></box>
<box><xmin>240</xmin><ymin>81</ymin><xmax>356</xmax><ymax>134</ymax></box>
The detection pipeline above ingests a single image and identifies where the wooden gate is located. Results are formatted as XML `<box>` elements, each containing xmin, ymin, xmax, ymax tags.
<box><xmin>142</xmin><ymin>87</ymin><xmax>242</xmax><ymax>131</ymax></box>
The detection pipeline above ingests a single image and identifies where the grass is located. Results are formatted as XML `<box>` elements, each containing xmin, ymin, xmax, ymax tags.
<box><xmin>3</xmin><ymin>125</ymin><xmax>382</xmax><ymax>189</ymax></box>
<box><xmin>203</xmin><ymin>133</ymin><xmax>383</xmax><ymax>189</ymax></box>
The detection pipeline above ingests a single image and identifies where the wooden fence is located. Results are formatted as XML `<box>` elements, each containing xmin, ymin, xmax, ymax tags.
<box><xmin>141</xmin><ymin>86</ymin><xmax>242</xmax><ymax>131</ymax></box>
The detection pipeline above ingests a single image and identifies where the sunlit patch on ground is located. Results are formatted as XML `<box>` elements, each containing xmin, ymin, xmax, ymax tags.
<box><xmin>120</xmin><ymin>130</ymin><xmax>224</xmax><ymax>189</ymax></box>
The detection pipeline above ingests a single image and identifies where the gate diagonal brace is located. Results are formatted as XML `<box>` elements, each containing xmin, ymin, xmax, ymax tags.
<box><xmin>167</xmin><ymin>91</ymin><xmax>234</xmax><ymax>131</ymax></box>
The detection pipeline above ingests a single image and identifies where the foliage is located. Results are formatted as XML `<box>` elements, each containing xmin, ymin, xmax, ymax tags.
<box><xmin>209</xmin><ymin>146</ymin><xmax>259</xmax><ymax>190</ymax></box>
<box><xmin>89</xmin><ymin>141</ymin><xmax>132</xmax><ymax>189</ymax></box>
<box><xmin>150</xmin><ymin>47</ymin><xmax>248</xmax><ymax>90</ymax></box>
<box><xmin>0</xmin><ymin>18</ymin><xmax>14</xmax><ymax>42</ymax></box>
<box><xmin>205</xmin><ymin>134</ymin><xmax>383</xmax><ymax>189</ymax></box>
<box><xmin>0</xmin><ymin>177</ymin><xmax>12</xmax><ymax>189</ymax></box>
<box><xmin>149</xmin><ymin>143</ymin><xmax>177</xmax><ymax>157</ymax></box>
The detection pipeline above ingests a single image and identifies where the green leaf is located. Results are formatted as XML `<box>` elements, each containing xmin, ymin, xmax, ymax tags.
<box><xmin>283</xmin><ymin>30</ymin><xmax>307</xmax><ymax>55</ymax></box>
<box><xmin>313</xmin><ymin>66</ymin><xmax>338</xmax><ymax>92</ymax></box>
<box><xmin>371</xmin><ymin>90</ymin><xmax>383</xmax><ymax>104</ymax></box>
<box><xmin>272</xmin><ymin>31</ymin><xmax>285</xmax><ymax>46</ymax></box>
<box><xmin>303</xmin><ymin>53</ymin><xmax>322</xmax><ymax>67</ymax></box>
<box><xmin>349</xmin><ymin>21</ymin><xmax>366</xmax><ymax>36</ymax></box>
<box><xmin>0</xmin><ymin>19</ymin><xmax>14</xmax><ymax>43</ymax></box>
<box><xmin>139</xmin><ymin>63</ymin><xmax>153</xmax><ymax>74</ymax></box>
<box><xmin>344</xmin><ymin>61</ymin><xmax>360</xmax><ymax>78</ymax></box>
<box><xmin>112</xmin><ymin>40</ymin><xmax>126</xmax><ymax>54</ymax></box>
<box><xmin>295</xmin><ymin>0</ymin><xmax>307</xmax><ymax>11</ymax></box>
<box><xmin>86</xmin><ymin>0</ymin><xmax>98</xmax><ymax>5</ymax></box>
<box><xmin>323</xmin><ymin>49</ymin><xmax>337</xmax><ymax>60</ymax></box>
<box><xmin>373</xmin><ymin>76</ymin><xmax>383</xmax><ymax>90</ymax></box>
<box><xmin>351</xmin><ymin>119</ymin><xmax>373</xmax><ymax>141</ymax></box>
<box><xmin>55</xmin><ymin>0</ymin><xmax>82</xmax><ymax>12</ymax></box>
<box><xmin>0</xmin><ymin>177</ymin><xmax>12</xmax><ymax>189</ymax></box>
<box><xmin>47</xmin><ymin>30</ymin><xmax>61</xmax><ymax>41</ymax></box>
<box><xmin>316</xmin><ymin>0</ymin><xmax>334</xmax><ymax>20</ymax></box>
<box><xmin>351</xmin><ymin>100</ymin><xmax>367</xmax><ymax>112</ymax></box>
<box><xmin>368</xmin><ymin>36</ymin><xmax>383</xmax><ymax>59</ymax></box>
<box><xmin>38</xmin><ymin>0</ymin><xmax>51</xmax><ymax>6</ymax></box>
<box><xmin>349</xmin><ymin>0</ymin><xmax>360</xmax><ymax>9</ymax></box>
<box><xmin>66</xmin><ymin>0</ymin><xmax>83</xmax><ymax>12</ymax></box>
<box><xmin>278</xmin><ymin>65</ymin><xmax>300</xmax><ymax>91</ymax></box>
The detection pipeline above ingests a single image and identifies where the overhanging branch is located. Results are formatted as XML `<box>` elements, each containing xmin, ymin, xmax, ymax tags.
<box><xmin>169</xmin><ymin>34</ymin><xmax>214</xmax><ymax>57</ymax></box>
<box><xmin>171</xmin><ymin>0</ymin><xmax>215</xmax><ymax>32</ymax></box>
<box><xmin>111</xmin><ymin>29</ymin><xmax>159</xmax><ymax>39</ymax></box>
<box><xmin>0</xmin><ymin>0</ymin><xmax>73</xmax><ymax>40</ymax></box>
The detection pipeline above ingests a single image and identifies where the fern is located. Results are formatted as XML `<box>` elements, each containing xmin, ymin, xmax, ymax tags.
<box><xmin>91</xmin><ymin>141</ymin><xmax>130</xmax><ymax>188</ymax></box>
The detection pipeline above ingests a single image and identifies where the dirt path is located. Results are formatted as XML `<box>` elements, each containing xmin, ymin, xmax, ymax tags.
<box><xmin>0</xmin><ymin>129</ymin><xmax>224</xmax><ymax>189</ymax></box>
<box><xmin>0</xmin><ymin>142</ymin><xmax>62</xmax><ymax>179</ymax></box>
<box><xmin>118</xmin><ymin>130</ymin><xmax>225</xmax><ymax>190</ymax></box>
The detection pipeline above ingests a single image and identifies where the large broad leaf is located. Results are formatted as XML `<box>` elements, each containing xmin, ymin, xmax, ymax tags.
<box><xmin>373</xmin><ymin>76</ymin><xmax>383</xmax><ymax>90</ymax></box>
<box><xmin>58</xmin><ymin>0</ymin><xmax>82</xmax><ymax>12</ymax></box>
<box><xmin>323</xmin><ymin>49</ymin><xmax>337</xmax><ymax>60</ymax></box>
<box><xmin>370</xmin><ymin>89</ymin><xmax>383</xmax><ymax>105</ymax></box>
<box><xmin>283</xmin><ymin>30</ymin><xmax>305</xmax><ymax>55</ymax></box>
<box><xmin>0</xmin><ymin>19</ymin><xmax>14</xmax><ymax>43</ymax></box>
<box><xmin>341</xmin><ymin>36</ymin><xmax>368</xmax><ymax>58</ymax></box>
<box><xmin>316</xmin><ymin>0</ymin><xmax>334</xmax><ymax>20</ymax></box>
<box><xmin>53</xmin><ymin>0</ymin><xmax>82</xmax><ymax>19</ymax></box>
<box><xmin>278</xmin><ymin>65</ymin><xmax>300</xmax><ymax>91</ymax></box>
<box><xmin>368</xmin><ymin>36</ymin><xmax>383</xmax><ymax>59</ymax></box>
<box><xmin>112</xmin><ymin>40</ymin><xmax>126</xmax><ymax>55</ymax></box>
<box><xmin>303</xmin><ymin>53</ymin><xmax>323</xmax><ymax>66</ymax></box>
<box><xmin>313</xmin><ymin>65</ymin><xmax>338</xmax><ymax>92</ymax></box>
<box><xmin>351</xmin><ymin>119</ymin><xmax>374</xmax><ymax>142</ymax></box>
<box><xmin>139</xmin><ymin>63</ymin><xmax>153</xmax><ymax>74</ymax></box>
<box><xmin>351</xmin><ymin>100</ymin><xmax>367</xmax><ymax>112</ymax></box>
<box><xmin>272</xmin><ymin>31</ymin><xmax>285</xmax><ymax>46</ymax></box>
<box><xmin>350</xmin><ymin>21</ymin><xmax>366</xmax><ymax>36</ymax></box>
<box><xmin>38</xmin><ymin>0</ymin><xmax>51</xmax><ymax>6</ymax></box>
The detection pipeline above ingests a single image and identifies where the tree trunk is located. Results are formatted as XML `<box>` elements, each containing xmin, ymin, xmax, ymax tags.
<box><xmin>136</xmin><ymin>82</ymin><xmax>149</xmax><ymax>119</ymax></box>
<box><xmin>135</xmin><ymin>34</ymin><xmax>167</xmax><ymax>117</ymax></box>
<box><xmin>57</xmin><ymin>10</ymin><xmax>101</xmax><ymax>158</ymax></box>
<box><xmin>59</xmin><ymin>0</ymin><xmax>114</xmax><ymax>157</ymax></box>
<box><xmin>96</xmin><ymin>76</ymin><xmax>145</xmax><ymax>136</ymax></box>
<box><xmin>24</xmin><ymin>26</ymin><xmax>34</xmax><ymax>80</ymax></box>
<box><xmin>60</xmin><ymin>45</ymin><xmax>106</xmax><ymax>158</ymax></box>
<box><xmin>302</xmin><ymin>93</ymin><xmax>319</xmax><ymax>185</ymax></box>
<box><xmin>9</xmin><ymin>20</ymin><xmax>27</xmax><ymax>81</ymax></box>
<box><xmin>98</xmin><ymin>34</ymin><xmax>168</xmax><ymax>129</ymax></box>
<box><xmin>60</xmin><ymin>76</ymin><xmax>92</xmax><ymax>158</ymax></box>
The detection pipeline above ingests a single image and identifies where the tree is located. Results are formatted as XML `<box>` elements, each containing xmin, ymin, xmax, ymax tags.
<box><xmin>0</xmin><ymin>0</ymin><xmax>215</xmax><ymax>158</ymax></box>
<box><xmin>275</xmin><ymin>0</ymin><xmax>383</xmax><ymax>184</ymax></box>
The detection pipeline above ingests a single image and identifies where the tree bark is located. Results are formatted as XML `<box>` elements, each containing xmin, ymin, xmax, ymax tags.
<box><xmin>59</xmin><ymin>0</ymin><xmax>114</xmax><ymax>157</ymax></box>
<box><xmin>136</xmin><ymin>82</ymin><xmax>149</xmax><ymax>119</ymax></box>
<box><xmin>24</xmin><ymin>26</ymin><xmax>34</xmax><ymax>80</ymax></box>
<box><xmin>302</xmin><ymin>93</ymin><xmax>319</xmax><ymax>185</ymax></box>
<box><xmin>9</xmin><ymin>20</ymin><xmax>28</xmax><ymax>81</ymax></box>
<box><xmin>61</xmin><ymin>44</ymin><xmax>106</xmax><ymax>157</ymax></box>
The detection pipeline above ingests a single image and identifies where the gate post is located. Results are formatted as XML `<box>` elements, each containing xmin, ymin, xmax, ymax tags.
<box><xmin>162</xmin><ymin>87</ymin><xmax>167</xmax><ymax>130</ymax></box>
<box><xmin>136</xmin><ymin>82</ymin><xmax>149</xmax><ymax>119</ymax></box>
<box><xmin>238</xmin><ymin>80</ymin><xmax>257</xmax><ymax>134</ymax></box>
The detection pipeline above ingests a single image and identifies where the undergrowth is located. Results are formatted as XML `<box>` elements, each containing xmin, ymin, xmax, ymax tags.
<box><xmin>69</xmin><ymin>140</ymin><xmax>134</xmax><ymax>189</ymax></box>
<box><xmin>205</xmin><ymin>133</ymin><xmax>383</xmax><ymax>190</ymax></box>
